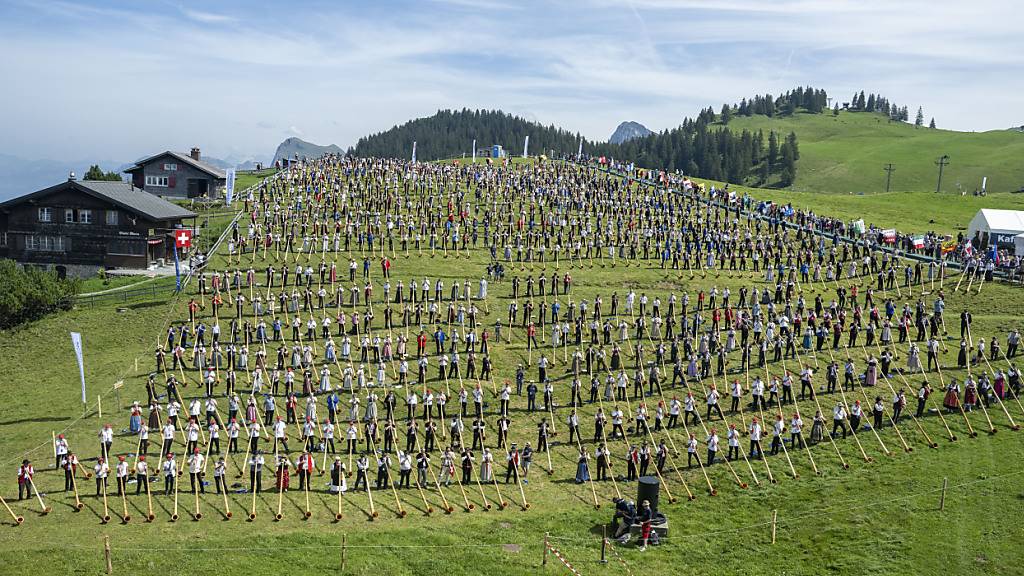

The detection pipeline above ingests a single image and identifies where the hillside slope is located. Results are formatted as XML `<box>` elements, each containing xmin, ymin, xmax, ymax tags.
<box><xmin>350</xmin><ymin>109</ymin><xmax>586</xmax><ymax>161</ymax></box>
<box><xmin>722</xmin><ymin>111</ymin><xmax>1024</xmax><ymax>194</ymax></box>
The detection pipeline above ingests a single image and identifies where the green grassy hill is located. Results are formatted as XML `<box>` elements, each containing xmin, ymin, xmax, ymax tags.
<box><xmin>722</xmin><ymin>111</ymin><xmax>1024</xmax><ymax>194</ymax></box>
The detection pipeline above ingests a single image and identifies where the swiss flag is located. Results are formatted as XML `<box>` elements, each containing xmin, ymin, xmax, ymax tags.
<box><xmin>174</xmin><ymin>229</ymin><xmax>193</xmax><ymax>248</ymax></box>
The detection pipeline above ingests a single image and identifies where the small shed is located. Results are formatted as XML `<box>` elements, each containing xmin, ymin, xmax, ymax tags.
<box><xmin>967</xmin><ymin>209</ymin><xmax>1024</xmax><ymax>250</ymax></box>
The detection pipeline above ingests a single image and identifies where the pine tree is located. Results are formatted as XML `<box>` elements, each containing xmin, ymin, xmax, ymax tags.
<box><xmin>720</xmin><ymin>104</ymin><xmax>732</xmax><ymax>124</ymax></box>
<box><xmin>866</xmin><ymin>93</ymin><xmax>876</xmax><ymax>112</ymax></box>
<box><xmin>915</xmin><ymin>107</ymin><xmax>924</xmax><ymax>126</ymax></box>
<box><xmin>857</xmin><ymin>91</ymin><xmax>866</xmax><ymax>110</ymax></box>
<box><xmin>833</xmin><ymin>103</ymin><xmax>840</xmax><ymax>116</ymax></box>
<box><xmin>785</xmin><ymin>131</ymin><xmax>799</xmax><ymax>161</ymax></box>
<box><xmin>780</xmin><ymin>141</ymin><xmax>797</xmax><ymax>186</ymax></box>
<box><xmin>84</xmin><ymin>164</ymin><xmax>121</xmax><ymax>181</ymax></box>
<box><xmin>767</xmin><ymin>131</ymin><xmax>779</xmax><ymax>171</ymax></box>
<box><xmin>929</xmin><ymin>118</ymin><xmax>936</xmax><ymax>129</ymax></box>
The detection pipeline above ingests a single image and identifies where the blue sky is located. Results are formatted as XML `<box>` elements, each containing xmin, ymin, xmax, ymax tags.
<box><xmin>0</xmin><ymin>0</ymin><xmax>1021</xmax><ymax>163</ymax></box>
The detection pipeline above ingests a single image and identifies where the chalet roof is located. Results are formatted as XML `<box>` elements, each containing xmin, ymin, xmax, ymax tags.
<box><xmin>0</xmin><ymin>179</ymin><xmax>196</xmax><ymax>221</ymax></box>
<box><xmin>124</xmin><ymin>151</ymin><xmax>227</xmax><ymax>179</ymax></box>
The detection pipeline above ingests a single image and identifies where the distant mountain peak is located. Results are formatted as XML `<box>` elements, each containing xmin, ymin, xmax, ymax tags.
<box><xmin>609</xmin><ymin>121</ymin><xmax>652</xmax><ymax>144</ymax></box>
<box><xmin>273</xmin><ymin>138</ymin><xmax>343</xmax><ymax>163</ymax></box>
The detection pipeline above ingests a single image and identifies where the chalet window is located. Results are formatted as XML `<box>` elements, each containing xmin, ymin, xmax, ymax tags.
<box><xmin>106</xmin><ymin>210</ymin><xmax>119</xmax><ymax>226</ymax></box>
<box><xmin>163</xmin><ymin>163</ymin><xmax>178</xmax><ymax>171</ymax></box>
<box><xmin>65</xmin><ymin>209</ymin><xmax>75</xmax><ymax>223</ymax></box>
<box><xmin>145</xmin><ymin>175</ymin><xmax>169</xmax><ymax>187</ymax></box>
<box><xmin>0</xmin><ymin>232</ymin><xmax>7</xmax><ymax>246</ymax></box>
<box><xmin>25</xmin><ymin>235</ymin><xmax>66</xmax><ymax>252</ymax></box>
<box><xmin>38</xmin><ymin>207</ymin><xmax>52</xmax><ymax>222</ymax></box>
<box><xmin>107</xmin><ymin>239</ymin><xmax>146</xmax><ymax>256</ymax></box>
<box><xmin>79</xmin><ymin>209</ymin><xmax>92</xmax><ymax>224</ymax></box>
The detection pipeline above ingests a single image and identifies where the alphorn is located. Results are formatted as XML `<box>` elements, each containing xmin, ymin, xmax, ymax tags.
<box><xmin>0</xmin><ymin>495</ymin><xmax>23</xmax><ymax>525</ymax></box>
<box><xmin>27</xmin><ymin>477</ymin><xmax>51</xmax><ymax>515</ymax></box>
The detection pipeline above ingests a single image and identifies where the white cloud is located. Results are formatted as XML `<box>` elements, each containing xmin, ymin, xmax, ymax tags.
<box><xmin>0</xmin><ymin>0</ymin><xmax>1020</xmax><ymax>162</ymax></box>
<box><xmin>181</xmin><ymin>9</ymin><xmax>235</xmax><ymax>24</ymax></box>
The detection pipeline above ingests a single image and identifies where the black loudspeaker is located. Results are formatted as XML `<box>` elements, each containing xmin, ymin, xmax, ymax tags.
<box><xmin>637</xmin><ymin>475</ymin><xmax>660</xmax><ymax>516</ymax></box>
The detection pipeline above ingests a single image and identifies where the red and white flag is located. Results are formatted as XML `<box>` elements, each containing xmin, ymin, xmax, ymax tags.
<box><xmin>174</xmin><ymin>229</ymin><xmax>193</xmax><ymax>248</ymax></box>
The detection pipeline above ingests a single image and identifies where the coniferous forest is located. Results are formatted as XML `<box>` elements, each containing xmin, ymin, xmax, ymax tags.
<box><xmin>350</xmin><ymin>87</ymin><xmax>914</xmax><ymax>188</ymax></box>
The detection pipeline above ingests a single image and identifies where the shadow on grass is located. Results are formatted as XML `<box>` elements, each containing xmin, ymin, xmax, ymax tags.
<box><xmin>0</xmin><ymin>416</ymin><xmax>72</xmax><ymax>426</ymax></box>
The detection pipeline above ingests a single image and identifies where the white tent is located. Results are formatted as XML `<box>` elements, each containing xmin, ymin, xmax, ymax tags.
<box><xmin>967</xmin><ymin>209</ymin><xmax>1024</xmax><ymax>248</ymax></box>
<box><xmin>1015</xmin><ymin>232</ymin><xmax>1024</xmax><ymax>257</ymax></box>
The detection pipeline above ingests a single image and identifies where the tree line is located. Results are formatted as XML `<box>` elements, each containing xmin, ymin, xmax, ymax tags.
<box><xmin>348</xmin><ymin>86</ymin><xmax>933</xmax><ymax>188</ymax></box>
<box><xmin>349</xmin><ymin>109</ymin><xmax>588</xmax><ymax>163</ymax></box>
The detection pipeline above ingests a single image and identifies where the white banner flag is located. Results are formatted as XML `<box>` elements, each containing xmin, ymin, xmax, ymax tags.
<box><xmin>472</xmin><ymin>139</ymin><xmax>476</xmax><ymax>163</ymax></box>
<box><xmin>412</xmin><ymin>141</ymin><xmax>417</xmax><ymax>163</ymax></box>
<box><xmin>70</xmin><ymin>331</ymin><xmax>85</xmax><ymax>403</ymax></box>
<box><xmin>577</xmin><ymin>139</ymin><xmax>583</xmax><ymax>158</ymax></box>
<box><xmin>225</xmin><ymin>168</ymin><xmax>236</xmax><ymax>206</ymax></box>
<box><xmin>523</xmin><ymin>135</ymin><xmax>529</xmax><ymax>158</ymax></box>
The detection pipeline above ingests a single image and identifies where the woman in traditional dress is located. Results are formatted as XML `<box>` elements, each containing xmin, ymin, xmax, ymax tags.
<box><xmin>963</xmin><ymin>378</ymin><xmax>978</xmax><ymax>412</ymax></box>
<box><xmin>810</xmin><ymin>410</ymin><xmax>825</xmax><ymax>444</ymax></box>
<box><xmin>906</xmin><ymin>343</ymin><xmax>921</xmax><ymax>372</ymax></box>
<box><xmin>129</xmin><ymin>401</ymin><xmax>143</xmax><ymax>434</ymax></box>
<box><xmin>574</xmin><ymin>447</ymin><xmax>591</xmax><ymax>484</ymax></box>
<box><xmin>865</xmin><ymin>356</ymin><xmax>878</xmax><ymax>387</ymax></box>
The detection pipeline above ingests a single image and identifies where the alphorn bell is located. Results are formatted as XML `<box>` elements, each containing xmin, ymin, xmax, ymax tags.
<box><xmin>0</xmin><ymin>495</ymin><xmax>23</xmax><ymax>525</ymax></box>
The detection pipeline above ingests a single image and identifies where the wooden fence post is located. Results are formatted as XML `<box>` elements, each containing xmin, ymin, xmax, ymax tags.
<box><xmin>341</xmin><ymin>534</ymin><xmax>347</xmax><ymax>573</ymax></box>
<box><xmin>542</xmin><ymin>532</ymin><xmax>549</xmax><ymax>566</ymax></box>
<box><xmin>103</xmin><ymin>534</ymin><xmax>112</xmax><ymax>574</ymax></box>
<box><xmin>940</xmin><ymin>477</ymin><xmax>947</xmax><ymax>511</ymax></box>
<box><xmin>600</xmin><ymin>525</ymin><xmax>607</xmax><ymax>563</ymax></box>
<box><xmin>771</xmin><ymin>509</ymin><xmax>777</xmax><ymax>544</ymax></box>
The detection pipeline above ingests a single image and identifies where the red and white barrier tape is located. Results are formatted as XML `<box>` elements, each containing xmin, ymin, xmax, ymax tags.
<box><xmin>546</xmin><ymin>543</ymin><xmax>583</xmax><ymax>576</ymax></box>
<box><xmin>606</xmin><ymin>540</ymin><xmax>634</xmax><ymax>576</ymax></box>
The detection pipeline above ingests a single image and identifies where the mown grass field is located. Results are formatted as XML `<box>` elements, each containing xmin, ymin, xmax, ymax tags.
<box><xmin>1</xmin><ymin>168</ymin><xmax>1023</xmax><ymax>576</ymax></box>
<box><xmin>722</xmin><ymin>111</ymin><xmax>1024</xmax><ymax>195</ymax></box>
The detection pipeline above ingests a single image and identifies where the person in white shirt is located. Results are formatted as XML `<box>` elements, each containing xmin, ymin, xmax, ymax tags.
<box><xmin>54</xmin><ymin>434</ymin><xmax>69</xmax><ymax>470</ymax></box>
<box><xmin>789</xmin><ymin>413</ymin><xmax>804</xmax><ymax>449</ymax></box>
<box><xmin>748</xmin><ymin>418</ymin><xmax>763</xmax><ymax>459</ymax></box>
<box><xmin>272</xmin><ymin>417</ymin><xmax>289</xmax><ymax>453</ymax></box>
<box><xmin>161</xmin><ymin>454</ymin><xmax>176</xmax><ymax>495</ymax></box>
<box><xmin>213</xmin><ymin>457</ymin><xmax>228</xmax><ymax>494</ymax></box>
<box><xmin>188</xmin><ymin>448</ymin><xmax>206</xmax><ymax>494</ymax></box>
<box><xmin>831</xmin><ymin>403</ymin><xmax>848</xmax><ymax>439</ymax></box>
<box><xmin>134</xmin><ymin>456</ymin><xmax>149</xmax><ymax>495</ymax></box>
<box><xmin>706</xmin><ymin>428</ymin><xmax>719</xmax><ymax>466</ymax></box>
<box><xmin>686</xmin><ymin>434</ymin><xmax>699</xmax><ymax>467</ymax></box>
<box><xmin>115</xmin><ymin>456</ymin><xmax>130</xmax><ymax>496</ymax></box>
<box><xmin>726</xmin><ymin>424</ymin><xmax>741</xmax><ymax>461</ymax></box>
<box><xmin>94</xmin><ymin>457</ymin><xmax>110</xmax><ymax>497</ymax></box>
